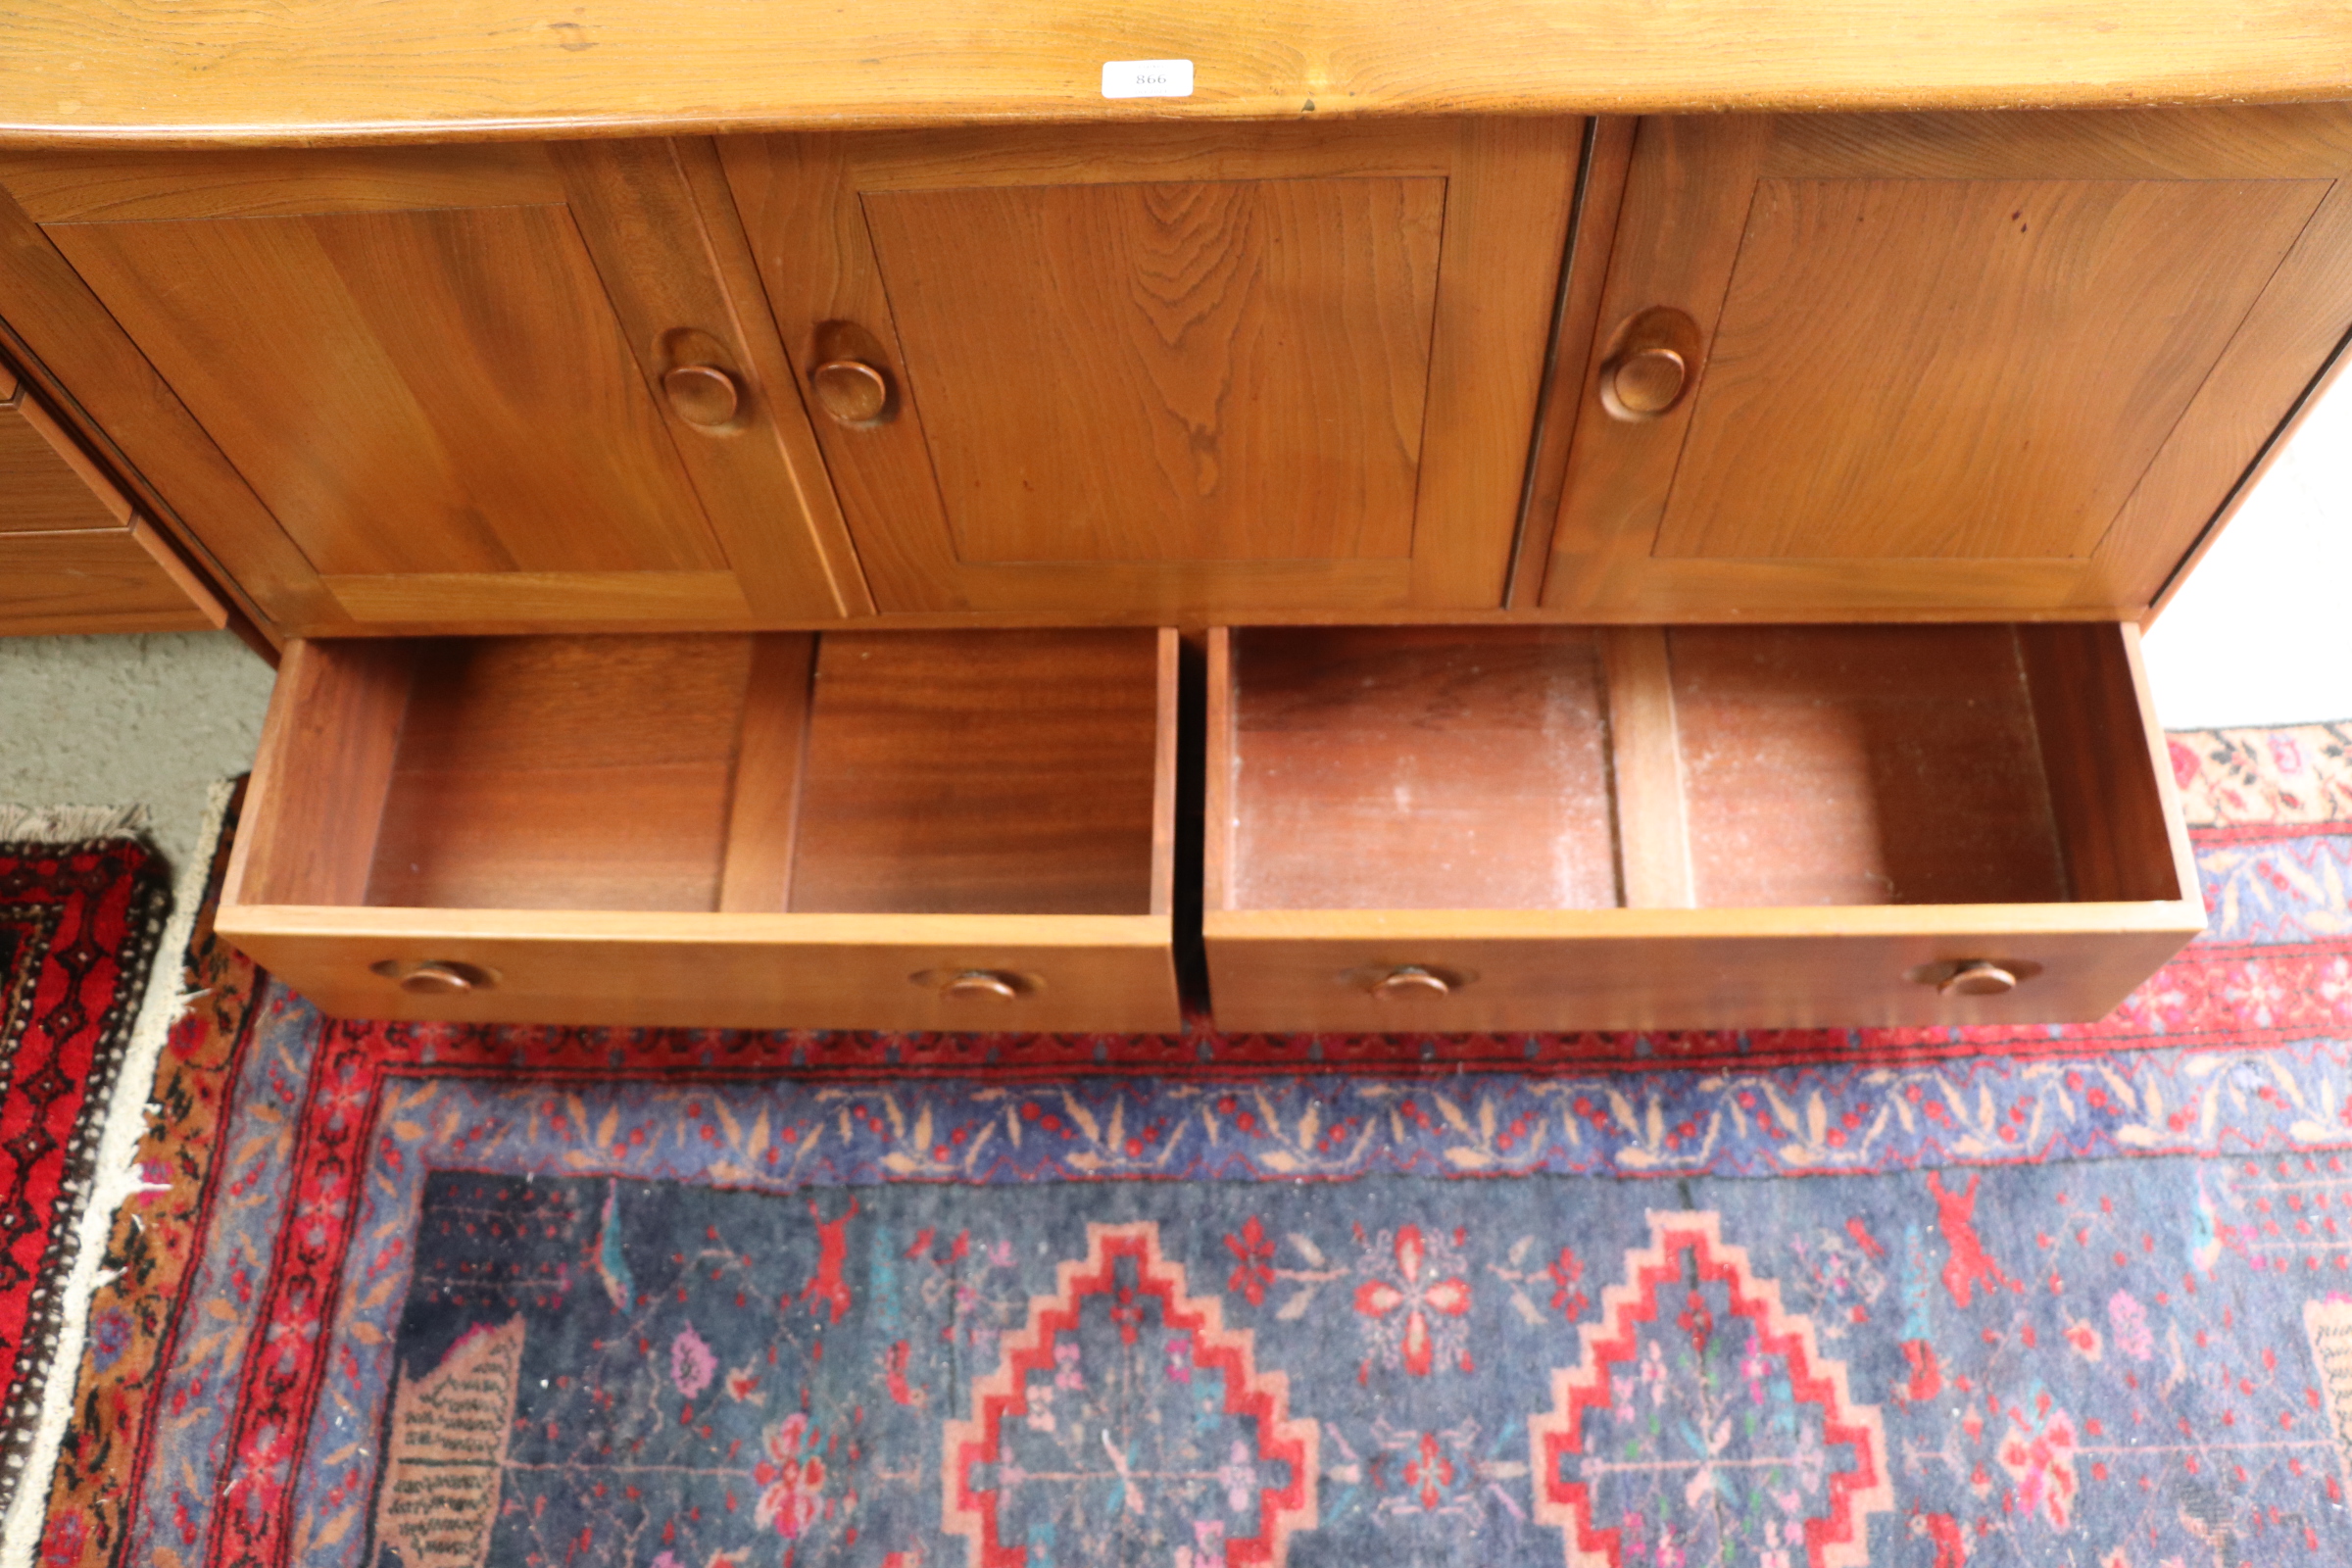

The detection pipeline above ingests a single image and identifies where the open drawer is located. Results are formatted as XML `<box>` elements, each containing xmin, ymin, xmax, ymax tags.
<box><xmin>220</xmin><ymin>629</ymin><xmax>1182</xmax><ymax>1031</ymax></box>
<box><xmin>1204</xmin><ymin>622</ymin><xmax>2204</xmax><ymax>1032</ymax></box>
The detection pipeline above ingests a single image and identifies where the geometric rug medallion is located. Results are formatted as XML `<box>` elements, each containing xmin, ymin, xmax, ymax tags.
<box><xmin>1530</xmin><ymin>1210</ymin><xmax>1890</xmax><ymax>1568</ymax></box>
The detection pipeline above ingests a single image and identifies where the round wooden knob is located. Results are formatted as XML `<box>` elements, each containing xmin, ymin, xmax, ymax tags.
<box><xmin>1606</xmin><ymin>347</ymin><xmax>1688</xmax><ymax>416</ymax></box>
<box><xmin>397</xmin><ymin>961</ymin><xmax>486</xmax><ymax>997</ymax></box>
<box><xmin>811</xmin><ymin>359</ymin><xmax>892</xmax><ymax>424</ymax></box>
<box><xmin>662</xmin><ymin>365</ymin><xmax>741</xmax><ymax>426</ymax></box>
<box><xmin>1938</xmin><ymin>961</ymin><xmax>2020</xmax><ymax>999</ymax></box>
<box><xmin>937</xmin><ymin>970</ymin><xmax>1020</xmax><ymax>1002</ymax></box>
<box><xmin>1370</xmin><ymin>966</ymin><xmax>1450</xmax><ymax>1002</ymax></box>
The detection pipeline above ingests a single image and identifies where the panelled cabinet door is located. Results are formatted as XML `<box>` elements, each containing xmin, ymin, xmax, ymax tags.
<box><xmin>0</xmin><ymin>142</ymin><xmax>866</xmax><ymax>630</ymax></box>
<box><xmin>1542</xmin><ymin>105</ymin><xmax>2352</xmax><ymax>619</ymax></box>
<box><xmin>722</xmin><ymin>120</ymin><xmax>1581</xmax><ymax>614</ymax></box>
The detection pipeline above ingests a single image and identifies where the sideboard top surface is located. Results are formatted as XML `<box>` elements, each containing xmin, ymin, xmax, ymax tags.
<box><xmin>2</xmin><ymin>0</ymin><xmax>2349</xmax><ymax>148</ymax></box>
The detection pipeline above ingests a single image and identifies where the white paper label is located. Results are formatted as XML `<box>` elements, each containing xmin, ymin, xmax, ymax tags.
<box><xmin>1102</xmin><ymin>59</ymin><xmax>1194</xmax><ymax>99</ymax></box>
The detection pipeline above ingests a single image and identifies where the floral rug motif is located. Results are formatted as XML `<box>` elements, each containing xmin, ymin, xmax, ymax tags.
<box><xmin>0</xmin><ymin>830</ymin><xmax>166</xmax><ymax>1517</ymax></box>
<box><xmin>33</xmin><ymin>721</ymin><xmax>2352</xmax><ymax>1568</ymax></box>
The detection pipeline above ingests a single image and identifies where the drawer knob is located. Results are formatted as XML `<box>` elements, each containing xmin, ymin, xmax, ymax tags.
<box><xmin>371</xmin><ymin>959</ymin><xmax>496</xmax><ymax>996</ymax></box>
<box><xmin>1604</xmin><ymin>347</ymin><xmax>1688</xmax><ymax>417</ymax></box>
<box><xmin>811</xmin><ymin>359</ymin><xmax>893</xmax><ymax>424</ymax></box>
<box><xmin>1370</xmin><ymin>965</ymin><xmax>1451</xmax><ymax>1002</ymax></box>
<box><xmin>937</xmin><ymin>969</ymin><xmax>1022</xmax><ymax>1003</ymax></box>
<box><xmin>662</xmin><ymin>364</ymin><xmax>742</xmax><ymax>427</ymax></box>
<box><xmin>1938</xmin><ymin>961</ymin><xmax>2020</xmax><ymax>998</ymax></box>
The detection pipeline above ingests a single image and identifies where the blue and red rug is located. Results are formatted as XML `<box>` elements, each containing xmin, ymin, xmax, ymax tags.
<box><xmin>35</xmin><ymin>723</ymin><xmax>2352</xmax><ymax>1568</ymax></box>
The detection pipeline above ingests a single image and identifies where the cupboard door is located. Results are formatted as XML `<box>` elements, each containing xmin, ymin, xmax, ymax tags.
<box><xmin>1541</xmin><ymin>105</ymin><xmax>2352</xmax><ymax>619</ymax></box>
<box><xmin>0</xmin><ymin>142</ymin><xmax>866</xmax><ymax>629</ymax></box>
<box><xmin>723</xmin><ymin>120</ymin><xmax>1580</xmax><ymax>614</ymax></box>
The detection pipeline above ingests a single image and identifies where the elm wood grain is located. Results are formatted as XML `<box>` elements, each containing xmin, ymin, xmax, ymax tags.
<box><xmin>0</xmin><ymin>368</ymin><xmax>228</xmax><ymax>629</ymax></box>
<box><xmin>1149</xmin><ymin>627</ymin><xmax>1182</xmax><ymax>922</ymax></box>
<box><xmin>156</xmin><ymin>597</ymin><xmax>2172</xmax><ymax>641</ymax></box>
<box><xmin>365</xmin><ymin>636</ymin><xmax>755</xmax><ymax>912</ymax></box>
<box><xmin>1213</xmin><ymin>626</ymin><xmax>1619</xmax><ymax>912</ymax></box>
<box><xmin>123</xmin><ymin>516</ymin><xmax>231</xmax><ymax>628</ymax></box>
<box><xmin>219</xmin><ymin>628</ymin><xmax>1184</xmax><ymax>1029</ymax></box>
<box><xmin>1538</xmin><ymin>103</ymin><xmax>2352</xmax><ymax>621</ymax></box>
<box><xmin>3</xmin><ymin>0</ymin><xmax>2348</xmax><ymax>149</ymax></box>
<box><xmin>0</xmin><ymin>143</ymin><xmax>564</xmax><ymax>220</ymax></box>
<box><xmin>549</xmin><ymin>137</ymin><xmax>872</xmax><ymax>620</ymax></box>
<box><xmin>2018</xmin><ymin>621</ymin><xmax>2195</xmax><ymax>906</ymax></box>
<box><xmin>788</xmin><ymin>629</ymin><xmax>1171</xmax><ymax>915</ymax></box>
<box><xmin>318</xmin><ymin>571</ymin><xmax>752</xmax><ymax>624</ymax></box>
<box><xmin>0</xmin><ymin>178</ymin><xmax>321</xmax><ymax>634</ymax></box>
<box><xmin>1653</xmin><ymin>177</ymin><xmax>2321</xmax><ymax>562</ymax></box>
<box><xmin>1505</xmin><ymin>117</ymin><xmax>1636</xmax><ymax>611</ymax></box>
<box><xmin>716</xmin><ymin>634</ymin><xmax>819</xmax><ymax>914</ymax></box>
<box><xmin>2094</xmin><ymin>169</ymin><xmax>2352</xmax><ymax>618</ymax></box>
<box><xmin>1668</xmin><ymin>625</ymin><xmax>2070</xmax><ymax>908</ymax></box>
<box><xmin>43</xmin><ymin>201</ymin><xmax>732</xmax><ymax>580</ymax></box>
<box><xmin>1</xmin><ymin>369</ymin><xmax>126</xmax><ymax>531</ymax></box>
<box><xmin>212</xmin><ymin>908</ymin><xmax>1182</xmax><ymax>1032</ymax></box>
<box><xmin>1202</xmin><ymin>626</ymin><xmax>1239</xmax><ymax>916</ymax></box>
<box><xmin>723</xmin><ymin>117</ymin><xmax>1576</xmax><ymax>614</ymax></box>
<box><xmin>2146</xmin><ymin>316</ymin><xmax>2352</xmax><ymax>620</ymax></box>
<box><xmin>1200</xmin><ymin>621</ymin><xmax>2201</xmax><ymax>1032</ymax></box>
<box><xmin>1597</xmin><ymin>625</ymin><xmax>1692</xmax><ymax>907</ymax></box>
<box><xmin>222</xmin><ymin>638</ymin><xmax>414</xmax><ymax>909</ymax></box>
<box><xmin>0</xmin><ymin>527</ymin><xmax>222</xmax><ymax>633</ymax></box>
<box><xmin>9</xmin><ymin>142</ymin><xmax>867</xmax><ymax>632</ymax></box>
<box><xmin>1199</xmin><ymin>908</ymin><xmax>2204</xmax><ymax>1034</ymax></box>
<box><xmin>858</xmin><ymin>173</ymin><xmax>1444</xmax><ymax>565</ymax></box>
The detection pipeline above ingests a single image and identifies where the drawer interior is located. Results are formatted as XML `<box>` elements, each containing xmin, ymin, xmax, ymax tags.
<box><xmin>245</xmin><ymin>629</ymin><xmax>1170</xmax><ymax>916</ymax></box>
<box><xmin>1211</xmin><ymin>623</ymin><xmax>2180</xmax><ymax>912</ymax></box>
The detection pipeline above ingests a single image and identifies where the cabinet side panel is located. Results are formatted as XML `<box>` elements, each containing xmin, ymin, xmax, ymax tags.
<box><xmin>229</xmin><ymin>639</ymin><xmax>414</xmax><ymax>907</ymax></box>
<box><xmin>2018</xmin><ymin>622</ymin><xmax>2188</xmax><ymax>905</ymax></box>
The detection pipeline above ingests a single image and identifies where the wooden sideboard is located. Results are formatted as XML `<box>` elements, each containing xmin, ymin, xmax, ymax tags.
<box><xmin>3</xmin><ymin>21</ymin><xmax>2346</xmax><ymax>1028</ymax></box>
<box><xmin>11</xmin><ymin>107</ymin><xmax>2352</xmax><ymax>635</ymax></box>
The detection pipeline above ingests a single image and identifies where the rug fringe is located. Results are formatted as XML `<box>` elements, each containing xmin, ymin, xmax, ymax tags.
<box><xmin>0</xmin><ymin>802</ymin><xmax>154</xmax><ymax>845</ymax></box>
<box><xmin>0</xmin><ymin>784</ymin><xmax>223</xmax><ymax>1552</ymax></box>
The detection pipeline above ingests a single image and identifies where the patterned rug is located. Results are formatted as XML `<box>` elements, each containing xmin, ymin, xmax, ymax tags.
<box><xmin>0</xmin><ymin>815</ymin><xmax>167</xmax><ymax>1516</ymax></box>
<box><xmin>32</xmin><ymin>723</ymin><xmax>2352</xmax><ymax>1568</ymax></box>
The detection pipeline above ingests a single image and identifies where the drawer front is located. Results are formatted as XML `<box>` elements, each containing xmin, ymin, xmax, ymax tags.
<box><xmin>2</xmin><ymin>370</ymin><xmax>227</xmax><ymax>632</ymax></box>
<box><xmin>220</xmin><ymin>627</ymin><xmax>1183</xmax><ymax>1033</ymax></box>
<box><xmin>1203</xmin><ymin>619</ymin><xmax>2206</xmax><ymax>1033</ymax></box>
<box><xmin>221</xmin><ymin>913</ymin><xmax>1182</xmax><ymax>1032</ymax></box>
<box><xmin>0</xmin><ymin>526</ymin><xmax>221</xmax><ymax>634</ymax></box>
<box><xmin>1202</xmin><ymin>914</ymin><xmax>2201</xmax><ymax>1035</ymax></box>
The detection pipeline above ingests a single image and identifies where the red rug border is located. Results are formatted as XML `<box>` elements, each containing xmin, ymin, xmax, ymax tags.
<box><xmin>0</xmin><ymin>838</ymin><xmax>169</xmax><ymax>1516</ymax></box>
